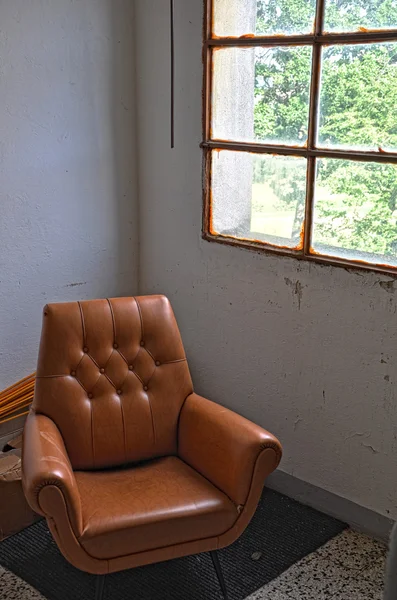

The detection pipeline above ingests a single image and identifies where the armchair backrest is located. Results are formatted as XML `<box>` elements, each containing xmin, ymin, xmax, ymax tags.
<box><xmin>33</xmin><ymin>296</ymin><xmax>193</xmax><ymax>470</ymax></box>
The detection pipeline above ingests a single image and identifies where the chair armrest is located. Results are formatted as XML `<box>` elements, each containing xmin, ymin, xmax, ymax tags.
<box><xmin>22</xmin><ymin>412</ymin><xmax>82</xmax><ymax>535</ymax></box>
<box><xmin>178</xmin><ymin>393</ymin><xmax>282</xmax><ymax>507</ymax></box>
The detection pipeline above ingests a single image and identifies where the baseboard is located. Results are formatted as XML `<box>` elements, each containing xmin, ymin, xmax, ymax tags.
<box><xmin>266</xmin><ymin>470</ymin><xmax>394</xmax><ymax>543</ymax></box>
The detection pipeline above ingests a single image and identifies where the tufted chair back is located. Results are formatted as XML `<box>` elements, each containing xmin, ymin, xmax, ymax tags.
<box><xmin>33</xmin><ymin>296</ymin><xmax>193</xmax><ymax>470</ymax></box>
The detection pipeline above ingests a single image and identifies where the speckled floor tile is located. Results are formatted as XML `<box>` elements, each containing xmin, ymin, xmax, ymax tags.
<box><xmin>335</xmin><ymin>577</ymin><xmax>383</xmax><ymax>600</ymax></box>
<box><xmin>251</xmin><ymin>557</ymin><xmax>352</xmax><ymax>599</ymax></box>
<box><xmin>0</xmin><ymin>530</ymin><xmax>388</xmax><ymax>600</ymax></box>
<box><xmin>246</xmin><ymin>590</ymin><xmax>291</xmax><ymax>600</ymax></box>
<box><xmin>360</xmin><ymin>553</ymin><xmax>387</xmax><ymax>588</ymax></box>
<box><xmin>0</xmin><ymin>565</ymin><xmax>44</xmax><ymax>600</ymax></box>
<box><xmin>315</xmin><ymin>529</ymin><xmax>387</xmax><ymax>571</ymax></box>
<box><xmin>246</xmin><ymin>529</ymin><xmax>387</xmax><ymax>600</ymax></box>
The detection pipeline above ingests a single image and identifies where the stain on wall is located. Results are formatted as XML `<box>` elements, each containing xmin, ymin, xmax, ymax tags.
<box><xmin>284</xmin><ymin>278</ymin><xmax>304</xmax><ymax>310</ymax></box>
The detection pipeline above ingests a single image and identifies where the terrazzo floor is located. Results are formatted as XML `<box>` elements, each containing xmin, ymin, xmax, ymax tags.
<box><xmin>0</xmin><ymin>529</ymin><xmax>387</xmax><ymax>600</ymax></box>
<box><xmin>246</xmin><ymin>529</ymin><xmax>387</xmax><ymax>600</ymax></box>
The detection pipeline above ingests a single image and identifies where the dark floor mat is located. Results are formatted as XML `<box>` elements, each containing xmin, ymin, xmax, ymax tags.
<box><xmin>0</xmin><ymin>488</ymin><xmax>346</xmax><ymax>600</ymax></box>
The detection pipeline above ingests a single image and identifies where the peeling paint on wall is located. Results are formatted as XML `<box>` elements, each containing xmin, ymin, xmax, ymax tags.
<box><xmin>284</xmin><ymin>277</ymin><xmax>304</xmax><ymax>310</ymax></box>
<box><xmin>379</xmin><ymin>280</ymin><xmax>396</xmax><ymax>294</ymax></box>
<box><xmin>64</xmin><ymin>282</ymin><xmax>87</xmax><ymax>288</ymax></box>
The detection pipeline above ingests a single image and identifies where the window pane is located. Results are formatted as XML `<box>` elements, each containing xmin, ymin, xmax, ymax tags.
<box><xmin>211</xmin><ymin>150</ymin><xmax>307</xmax><ymax>248</ymax></box>
<box><xmin>318</xmin><ymin>44</ymin><xmax>397</xmax><ymax>152</ymax></box>
<box><xmin>313</xmin><ymin>159</ymin><xmax>397</xmax><ymax>266</ymax></box>
<box><xmin>213</xmin><ymin>0</ymin><xmax>316</xmax><ymax>37</ymax></box>
<box><xmin>324</xmin><ymin>0</ymin><xmax>397</xmax><ymax>32</ymax></box>
<box><xmin>212</xmin><ymin>46</ymin><xmax>312</xmax><ymax>146</ymax></box>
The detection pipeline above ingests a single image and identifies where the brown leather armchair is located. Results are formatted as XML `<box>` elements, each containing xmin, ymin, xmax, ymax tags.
<box><xmin>22</xmin><ymin>296</ymin><xmax>282</xmax><ymax>599</ymax></box>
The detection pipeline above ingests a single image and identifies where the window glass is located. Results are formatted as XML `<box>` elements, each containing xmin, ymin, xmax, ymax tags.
<box><xmin>324</xmin><ymin>0</ymin><xmax>397</xmax><ymax>33</ymax></box>
<box><xmin>313</xmin><ymin>159</ymin><xmax>397</xmax><ymax>266</ymax></box>
<box><xmin>213</xmin><ymin>0</ymin><xmax>316</xmax><ymax>37</ymax></box>
<box><xmin>212</xmin><ymin>46</ymin><xmax>312</xmax><ymax>146</ymax></box>
<box><xmin>212</xmin><ymin>150</ymin><xmax>307</xmax><ymax>248</ymax></box>
<box><xmin>319</xmin><ymin>43</ymin><xmax>397</xmax><ymax>151</ymax></box>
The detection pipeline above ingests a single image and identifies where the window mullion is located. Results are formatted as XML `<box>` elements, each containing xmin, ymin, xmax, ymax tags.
<box><xmin>304</xmin><ymin>0</ymin><xmax>325</xmax><ymax>256</ymax></box>
<box><xmin>304</xmin><ymin>158</ymin><xmax>316</xmax><ymax>255</ymax></box>
<box><xmin>308</xmin><ymin>7</ymin><xmax>324</xmax><ymax>149</ymax></box>
<box><xmin>304</xmin><ymin>44</ymin><xmax>321</xmax><ymax>255</ymax></box>
<box><xmin>206</xmin><ymin>32</ymin><xmax>397</xmax><ymax>47</ymax></box>
<box><xmin>203</xmin><ymin>0</ymin><xmax>213</xmax><ymax>142</ymax></box>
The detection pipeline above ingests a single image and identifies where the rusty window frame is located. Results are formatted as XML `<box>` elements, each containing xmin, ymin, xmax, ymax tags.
<box><xmin>201</xmin><ymin>0</ymin><xmax>397</xmax><ymax>275</ymax></box>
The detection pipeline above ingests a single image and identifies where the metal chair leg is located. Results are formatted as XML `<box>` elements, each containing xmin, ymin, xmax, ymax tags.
<box><xmin>210</xmin><ymin>551</ymin><xmax>229</xmax><ymax>600</ymax></box>
<box><xmin>95</xmin><ymin>574</ymin><xmax>106</xmax><ymax>600</ymax></box>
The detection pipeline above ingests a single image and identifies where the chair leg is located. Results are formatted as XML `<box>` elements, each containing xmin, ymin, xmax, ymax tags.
<box><xmin>210</xmin><ymin>551</ymin><xmax>229</xmax><ymax>600</ymax></box>
<box><xmin>95</xmin><ymin>574</ymin><xmax>106</xmax><ymax>600</ymax></box>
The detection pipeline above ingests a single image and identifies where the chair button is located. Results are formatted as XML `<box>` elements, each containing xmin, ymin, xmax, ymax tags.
<box><xmin>140</xmin><ymin>341</ymin><xmax>145</xmax><ymax>347</ymax></box>
<box><xmin>100</xmin><ymin>368</ymin><xmax>105</xmax><ymax>374</ymax></box>
<box><xmin>143</xmin><ymin>386</ymin><xmax>148</xmax><ymax>392</ymax></box>
<box><xmin>71</xmin><ymin>370</ymin><xmax>76</xmax><ymax>377</ymax></box>
<box><xmin>113</xmin><ymin>343</ymin><xmax>118</xmax><ymax>349</ymax></box>
<box><xmin>129</xmin><ymin>365</ymin><xmax>134</xmax><ymax>371</ymax></box>
<box><xmin>83</xmin><ymin>347</ymin><xmax>88</xmax><ymax>353</ymax></box>
<box><xmin>117</xmin><ymin>389</ymin><xmax>122</xmax><ymax>395</ymax></box>
<box><xmin>155</xmin><ymin>361</ymin><xmax>161</xmax><ymax>366</ymax></box>
<box><xmin>88</xmin><ymin>393</ymin><xmax>93</xmax><ymax>399</ymax></box>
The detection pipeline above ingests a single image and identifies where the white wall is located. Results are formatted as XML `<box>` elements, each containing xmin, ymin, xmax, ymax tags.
<box><xmin>0</xmin><ymin>0</ymin><xmax>138</xmax><ymax>388</ymax></box>
<box><xmin>135</xmin><ymin>0</ymin><xmax>397</xmax><ymax>519</ymax></box>
<box><xmin>1</xmin><ymin>0</ymin><xmax>396</xmax><ymax>521</ymax></box>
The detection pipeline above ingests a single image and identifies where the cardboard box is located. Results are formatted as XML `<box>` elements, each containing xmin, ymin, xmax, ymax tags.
<box><xmin>0</xmin><ymin>414</ymin><xmax>26</xmax><ymax>452</ymax></box>
<box><xmin>2</xmin><ymin>434</ymin><xmax>23</xmax><ymax>452</ymax></box>
<box><xmin>0</xmin><ymin>446</ymin><xmax>41</xmax><ymax>541</ymax></box>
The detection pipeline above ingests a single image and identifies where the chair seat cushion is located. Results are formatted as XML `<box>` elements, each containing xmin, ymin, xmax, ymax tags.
<box><xmin>75</xmin><ymin>456</ymin><xmax>238</xmax><ymax>559</ymax></box>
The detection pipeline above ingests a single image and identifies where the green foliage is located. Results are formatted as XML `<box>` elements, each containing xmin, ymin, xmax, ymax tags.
<box><xmin>256</xmin><ymin>0</ymin><xmax>316</xmax><ymax>35</ymax></box>
<box><xmin>253</xmin><ymin>0</ymin><xmax>397</xmax><ymax>257</ymax></box>
<box><xmin>320</xmin><ymin>44</ymin><xmax>397</xmax><ymax>150</ymax></box>
<box><xmin>325</xmin><ymin>0</ymin><xmax>397</xmax><ymax>32</ymax></box>
<box><xmin>254</xmin><ymin>47</ymin><xmax>311</xmax><ymax>144</ymax></box>
<box><xmin>315</xmin><ymin>161</ymin><xmax>397</xmax><ymax>255</ymax></box>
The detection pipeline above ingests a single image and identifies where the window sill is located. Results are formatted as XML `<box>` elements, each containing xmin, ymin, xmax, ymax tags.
<box><xmin>202</xmin><ymin>231</ymin><xmax>397</xmax><ymax>278</ymax></box>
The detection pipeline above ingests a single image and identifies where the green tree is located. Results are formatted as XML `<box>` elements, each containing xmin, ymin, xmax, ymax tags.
<box><xmin>253</xmin><ymin>0</ymin><xmax>397</xmax><ymax>257</ymax></box>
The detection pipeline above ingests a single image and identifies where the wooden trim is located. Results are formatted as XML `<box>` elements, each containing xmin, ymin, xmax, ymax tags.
<box><xmin>303</xmin><ymin>0</ymin><xmax>325</xmax><ymax>254</ymax></box>
<box><xmin>202</xmin><ymin>148</ymin><xmax>212</xmax><ymax>238</ymax></box>
<box><xmin>201</xmin><ymin>141</ymin><xmax>397</xmax><ymax>164</ymax></box>
<box><xmin>202</xmin><ymin>0</ymin><xmax>212</xmax><ymax>141</ymax></box>
<box><xmin>304</xmin><ymin>158</ymin><xmax>316</xmax><ymax>255</ymax></box>
<box><xmin>207</xmin><ymin>30</ymin><xmax>397</xmax><ymax>47</ymax></box>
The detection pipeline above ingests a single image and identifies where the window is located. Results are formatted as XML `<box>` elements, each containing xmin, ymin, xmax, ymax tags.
<box><xmin>202</xmin><ymin>0</ymin><xmax>397</xmax><ymax>274</ymax></box>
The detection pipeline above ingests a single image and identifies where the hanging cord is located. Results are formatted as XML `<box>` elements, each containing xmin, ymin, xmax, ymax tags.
<box><xmin>170</xmin><ymin>0</ymin><xmax>175</xmax><ymax>148</ymax></box>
